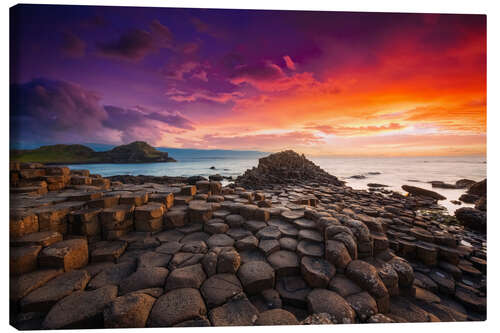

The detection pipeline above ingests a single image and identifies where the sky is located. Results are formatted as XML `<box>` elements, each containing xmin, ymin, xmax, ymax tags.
<box><xmin>10</xmin><ymin>5</ymin><xmax>486</xmax><ymax>156</ymax></box>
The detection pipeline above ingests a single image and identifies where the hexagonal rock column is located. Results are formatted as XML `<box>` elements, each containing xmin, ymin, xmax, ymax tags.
<box><xmin>267</xmin><ymin>250</ymin><xmax>300</xmax><ymax>278</ymax></box>
<box><xmin>149</xmin><ymin>192</ymin><xmax>174</xmax><ymax>209</ymax></box>
<box><xmin>119</xmin><ymin>191</ymin><xmax>148</xmax><ymax>206</ymax></box>
<box><xmin>165</xmin><ymin>264</ymin><xmax>205</xmax><ymax>291</ymax></box>
<box><xmin>238</xmin><ymin>261</ymin><xmax>275</xmax><ymax>295</ymax></box>
<box><xmin>11</xmin><ymin>231</ymin><xmax>63</xmax><ymax>248</ymax></box>
<box><xmin>38</xmin><ymin>239</ymin><xmax>88</xmax><ymax>272</ymax></box>
<box><xmin>255</xmin><ymin>309</ymin><xmax>299</xmax><ymax>325</ymax></box>
<box><xmin>103</xmin><ymin>292</ymin><xmax>156</xmax><ymax>328</ymax></box>
<box><xmin>32</xmin><ymin>205</ymin><xmax>71</xmax><ymax>235</ymax></box>
<box><xmin>201</xmin><ymin>274</ymin><xmax>243</xmax><ymax>308</ymax></box>
<box><xmin>134</xmin><ymin>203</ymin><xmax>165</xmax><ymax>232</ymax></box>
<box><xmin>99</xmin><ymin>205</ymin><xmax>134</xmax><ymax>240</ymax></box>
<box><xmin>10</xmin><ymin>210</ymin><xmax>39</xmax><ymax>239</ymax></box>
<box><xmin>300</xmin><ymin>256</ymin><xmax>336</xmax><ymax>288</ymax></box>
<box><xmin>148</xmin><ymin>288</ymin><xmax>207</xmax><ymax>327</ymax></box>
<box><xmin>306</xmin><ymin>289</ymin><xmax>356</xmax><ymax>324</ymax></box>
<box><xmin>10</xmin><ymin>245</ymin><xmax>42</xmax><ymax>275</ymax></box>
<box><xmin>68</xmin><ymin>208</ymin><xmax>102</xmax><ymax>240</ymax></box>
<box><xmin>19</xmin><ymin>270</ymin><xmax>90</xmax><ymax>313</ymax></box>
<box><xmin>42</xmin><ymin>285</ymin><xmax>118</xmax><ymax>329</ymax></box>
<box><xmin>325</xmin><ymin>240</ymin><xmax>352</xmax><ymax>272</ymax></box>
<box><xmin>208</xmin><ymin>297</ymin><xmax>259</xmax><ymax>326</ymax></box>
<box><xmin>188</xmin><ymin>201</ymin><xmax>213</xmax><ymax>224</ymax></box>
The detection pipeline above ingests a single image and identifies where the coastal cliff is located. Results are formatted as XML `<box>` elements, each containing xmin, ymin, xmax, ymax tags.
<box><xmin>10</xmin><ymin>141</ymin><xmax>176</xmax><ymax>164</ymax></box>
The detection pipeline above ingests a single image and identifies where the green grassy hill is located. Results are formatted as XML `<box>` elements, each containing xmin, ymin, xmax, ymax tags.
<box><xmin>10</xmin><ymin>141</ymin><xmax>176</xmax><ymax>164</ymax></box>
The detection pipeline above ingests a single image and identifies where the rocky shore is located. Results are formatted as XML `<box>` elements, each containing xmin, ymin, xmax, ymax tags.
<box><xmin>9</xmin><ymin>151</ymin><xmax>486</xmax><ymax>329</ymax></box>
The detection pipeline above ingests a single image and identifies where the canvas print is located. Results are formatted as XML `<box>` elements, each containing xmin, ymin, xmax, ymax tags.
<box><xmin>9</xmin><ymin>4</ymin><xmax>486</xmax><ymax>329</ymax></box>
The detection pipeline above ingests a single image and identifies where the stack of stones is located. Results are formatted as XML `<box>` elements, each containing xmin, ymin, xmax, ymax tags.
<box><xmin>10</xmin><ymin>162</ymin><xmax>111</xmax><ymax>194</ymax></box>
<box><xmin>9</xmin><ymin>158</ymin><xmax>486</xmax><ymax>330</ymax></box>
<box><xmin>236</xmin><ymin>150</ymin><xmax>344</xmax><ymax>189</ymax></box>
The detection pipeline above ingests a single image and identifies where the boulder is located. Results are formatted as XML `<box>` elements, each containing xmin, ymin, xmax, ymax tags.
<box><xmin>455</xmin><ymin>207</ymin><xmax>486</xmax><ymax>232</ymax></box>
<box><xmin>306</xmin><ymin>289</ymin><xmax>356</xmax><ymax>324</ymax></box>
<box><xmin>165</xmin><ymin>264</ymin><xmax>205</xmax><ymax>291</ymax></box>
<box><xmin>42</xmin><ymin>285</ymin><xmax>118</xmax><ymax>329</ymax></box>
<box><xmin>20</xmin><ymin>270</ymin><xmax>90</xmax><ymax>313</ymax></box>
<box><xmin>255</xmin><ymin>309</ymin><xmax>299</xmax><ymax>325</ymax></box>
<box><xmin>38</xmin><ymin>239</ymin><xmax>88</xmax><ymax>271</ymax></box>
<box><xmin>401</xmin><ymin>185</ymin><xmax>446</xmax><ymax>200</ymax></box>
<box><xmin>119</xmin><ymin>267</ymin><xmax>169</xmax><ymax>294</ymax></box>
<box><xmin>200</xmin><ymin>274</ymin><xmax>243</xmax><ymax>308</ymax></box>
<box><xmin>238</xmin><ymin>261</ymin><xmax>275</xmax><ymax>295</ymax></box>
<box><xmin>346</xmin><ymin>260</ymin><xmax>388</xmax><ymax>299</ymax></box>
<box><xmin>148</xmin><ymin>288</ymin><xmax>207</xmax><ymax>327</ymax></box>
<box><xmin>103</xmin><ymin>292</ymin><xmax>156</xmax><ymax>328</ymax></box>
<box><xmin>208</xmin><ymin>297</ymin><xmax>259</xmax><ymax>326</ymax></box>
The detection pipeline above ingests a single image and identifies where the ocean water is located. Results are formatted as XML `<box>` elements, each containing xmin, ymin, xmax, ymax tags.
<box><xmin>66</xmin><ymin>154</ymin><xmax>486</xmax><ymax>214</ymax></box>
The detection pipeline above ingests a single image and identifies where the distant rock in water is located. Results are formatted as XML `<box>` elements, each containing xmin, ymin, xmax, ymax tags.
<box><xmin>455</xmin><ymin>179</ymin><xmax>476</xmax><ymax>189</ymax></box>
<box><xmin>367</xmin><ymin>183</ymin><xmax>388</xmax><ymax>188</ymax></box>
<box><xmin>401</xmin><ymin>185</ymin><xmax>446</xmax><ymax>200</ymax></box>
<box><xmin>349</xmin><ymin>175</ymin><xmax>366</xmax><ymax>179</ymax></box>
<box><xmin>10</xmin><ymin>141</ymin><xmax>176</xmax><ymax>164</ymax></box>
<box><xmin>236</xmin><ymin>150</ymin><xmax>343</xmax><ymax>189</ymax></box>
<box><xmin>429</xmin><ymin>181</ymin><xmax>457</xmax><ymax>189</ymax></box>
<box><xmin>367</xmin><ymin>172</ymin><xmax>381</xmax><ymax>175</ymax></box>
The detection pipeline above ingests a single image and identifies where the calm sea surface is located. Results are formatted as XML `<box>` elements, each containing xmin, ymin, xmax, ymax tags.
<box><xmin>67</xmin><ymin>154</ymin><xmax>486</xmax><ymax>214</ymax></box>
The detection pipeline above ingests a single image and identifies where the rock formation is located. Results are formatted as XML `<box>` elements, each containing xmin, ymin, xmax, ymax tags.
<box><xmin>236</xmin><ymin>150</ymin><xmax>343</xmax><ymax>189</ymax></box>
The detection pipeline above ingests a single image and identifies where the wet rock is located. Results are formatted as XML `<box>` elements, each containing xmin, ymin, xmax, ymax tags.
<box><xmin>235</xmin><ymin>235</ymin><xmax>259</xmax><ymax>251</ymax></box>
<box><xmin>42</xmin><ymin>285</ymin><xmax>118</xmax><ymax>329</ymax></box>
<box><xmin>148</xmin><ymin>288</ymin><xmax>207</xmax><ymax>327</ymax></box>
<box><xmin>306</xmin><ymin>289</ymin><xmax>356</xmax><ymax>324</ymax></box>
<box><xmin>259</xmin><ymin>239</ymin><xmax>280</xmax><ymax>256</ymax></box>
<box><xmin>402</xmin><ymin>185</ymin><xmax>446</xmax><ymax>200</ymax></box>
<box><xmin>455</xmin><ymin>207</ymin><xmax>486</xmax><ymax>232</ymax></box>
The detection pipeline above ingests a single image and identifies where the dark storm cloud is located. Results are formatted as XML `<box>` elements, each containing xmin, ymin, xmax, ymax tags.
<box><xmin>60</xmin><ymin>31</ymin><xmax>86</xmax><ymax>58</ymax></box>
<box><xmin>96</xmin><ymin>29</ymin><xmax>155</xmax><ymax>61</ymax></box>
<box><xmin>10</xmin><ymin>78</ymin><xmax>108</xmax><ymax>143</ymax></box>
<box><xmin>10</xmin><ymin>78</ymin><xmax>194</xmax><ymax>145</ymax></box>
<box><xmin>96</xmin><ymin>20</ymin><xmax>174</xmax><ymax>61</ymax></box>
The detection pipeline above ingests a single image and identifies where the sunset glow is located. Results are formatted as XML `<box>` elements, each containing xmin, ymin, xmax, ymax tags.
<box><xmin>10</xmin><ymin>6</ymin><xmax>486</xmax><ymax>156</ymax></box>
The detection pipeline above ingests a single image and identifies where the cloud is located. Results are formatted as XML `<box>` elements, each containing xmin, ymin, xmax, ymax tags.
<box><xmin>305</xmin><ymin>123</ymin><xmax>405</xmax><ymax>136</ymax></box>
<box><xmin>60</xmin><ymin>31</ymin><xmax>86</xmax><ymax>58</ymax></box>
<box><xmin>10</xmin><ymin>78</ymin><xmax>194</xmax><ymax>146</ymax></box>
<box><xmin>96</xmin><ymin>20</ymin><xmax>173</xmax><ymax>61</ymax></box>
<box><xmin>175</xmin><ymin>131</ymin><xmax>323</xmax><ymax>150</ymax></box>
<box><xmin>145</xmin><ymin>111</ymin><xmax>196</xmax><ymax>130</ymax></box>
<box><xmin>190</xmin><ymin>17</ymin><xmax>226</xmax><ymax>39</ymax></box>
<box><xmin>163</xmin><ymin>62</ymin><xmax>200</xmax><ymax>80</ymax></box>
<box><xmin>166</xmin><ymin>89</ymin><xmax>243</xmax><ymax>104</ymax></box>
<box><xmin>10</xmin><ymin>78</ymin><xmax>111</xmax><ymax>143</ymax></box>
<box><xmin>97</xmin><ymin>29</ymin><xmax>155</xmax><ymax>61</ymax></box>
<box><xmin>192</xmin><ymin>70</ymin><xmax>208</xmax><ymax>81</ymax></box>
<box><xmin>283</xmin><ymin>55</ymin><xmax>296</xmax><ymax>70</ymax></box>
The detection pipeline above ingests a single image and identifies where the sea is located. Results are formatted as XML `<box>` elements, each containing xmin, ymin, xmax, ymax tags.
<box><xmin>66</xmin><ymin>152</ymin><xmax>486</xmax><ymax>214</ymax></box>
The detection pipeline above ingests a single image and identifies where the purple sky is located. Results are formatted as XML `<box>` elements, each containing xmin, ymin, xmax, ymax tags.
<box><xmin>10</xmin><ymin>5</ymin><xmax>486</xmax><ymax>155</ymax></box>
